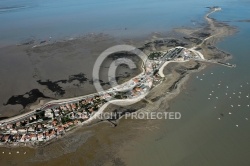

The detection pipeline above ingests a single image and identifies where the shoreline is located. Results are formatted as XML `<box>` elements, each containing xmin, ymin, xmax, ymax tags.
<box><xmin>0</xmin><ymin>7</ymin><xmax>237</xmax><ymax>148</ymax></box>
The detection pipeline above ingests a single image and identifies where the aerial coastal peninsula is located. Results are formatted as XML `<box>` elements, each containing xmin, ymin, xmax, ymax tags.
<box><xmin>0</xmin><ymin>7</ymin><xmax>236</xmax><ymax>147</ymax></box>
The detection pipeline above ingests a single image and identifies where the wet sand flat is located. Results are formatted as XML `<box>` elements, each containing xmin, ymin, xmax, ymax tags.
<box><xmin>0</xmin><ymin>34</ymin><xmax>144</xmax><ymax>118</ymax></box>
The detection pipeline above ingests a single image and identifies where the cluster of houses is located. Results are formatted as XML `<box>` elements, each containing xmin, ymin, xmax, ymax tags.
<box><xmin>0</xmin><ymin>94</ymin><xmax>113</xmax><ymax>145</ymax></box>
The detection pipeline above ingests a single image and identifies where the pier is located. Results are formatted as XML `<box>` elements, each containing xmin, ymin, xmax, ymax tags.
<box><xmin>197</xmin><ymin>60</ymin><xmax>236</xmax><ymax>68</ymax></box>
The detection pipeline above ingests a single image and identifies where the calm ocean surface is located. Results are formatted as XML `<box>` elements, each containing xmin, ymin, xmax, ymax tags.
<box><xmin>0</xmin><ymin>0</ymin><xmax>217</xmax><ymax>45</ymax></box>
<box><xmin>0</xmin><ymin>0</ymin><xmax>250</xmax><ymax>165</ymax></box>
